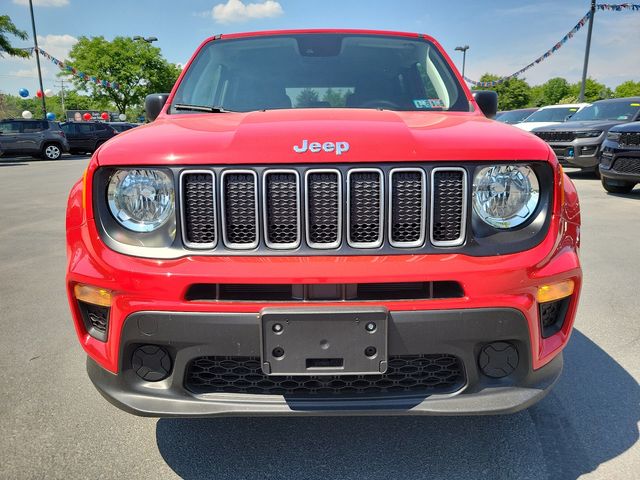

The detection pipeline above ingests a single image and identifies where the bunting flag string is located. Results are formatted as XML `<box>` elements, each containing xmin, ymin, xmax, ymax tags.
<box><xmin>35</xmin><ymin>47</ymin><xmax>120</xmax><ymax>90</ymax></box>
<box><xmin>464</xmin><ymin>4</ymin><xmax>640</xmax><ymax>87</ymax></box>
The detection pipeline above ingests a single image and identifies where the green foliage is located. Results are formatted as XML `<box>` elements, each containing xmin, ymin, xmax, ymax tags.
<box><xmin>63</xmin><ymin>36</ymin><xmax>181</xmax><ymax>114</ymax></box>
<box><xmin>0</xmin><ymin>15</ymin><xmax>29</xmax><ymax>58</ymax></box>
<box><xmin>541</xmin><ymin>78</ymin><xmax>571</xmax><ymax>105</ymax></box>
<box><xmin>614</xmin><ymin>80</ymin><xmax>640</xmax><ymax>98</ymax></box>
<box><xmin>323</xmin><ymin>88</ymin><xmax>348</xmax><ymax>107</ymax></box>
<box><xmin>295</xmin><ymin>88</ymin><xmax>320</xmax><ymax>107</ymax></box>
<box><xmin>568</xmin><ymin>78</ymin><xmax>613</xmax><ymax>103</ymax></box>
<box><xmin>473</xmin><ymin>74</ymin><xmax>531</xmax><ymax>111</ymax></box>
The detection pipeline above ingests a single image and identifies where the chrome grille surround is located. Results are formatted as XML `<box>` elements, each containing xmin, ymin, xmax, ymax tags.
<box><xmin>305</xmin><ymin>169</ymin><xmax>343</xmax><ymax>249</ymax></box>
<box><xmin>388</xmin><ymin>167</ymin><xmax>427</xmax><ymax>248</ymax></box>
<box><xmin>262</xmin><ymin>169</ymin><xmax>301</xmax><ymax>249</ymax></box>
<box><xmin>220</xmin><ymin>169</ymin><xmax>259</xmax><ymax>249</ymax></box>
<box><xmin>179</xmin><ymin>170</ymin><xmax>217</xmax><ymax>249</ymax></box>
<box><xmin>430</xmin><ymin>167</ymin><xmax>468</xmax><ymax>247</ymax></box>
<box><xmin>347</xmin><ymin>168</ymin><xmax>384</xmax><ymax>248</ymax></box>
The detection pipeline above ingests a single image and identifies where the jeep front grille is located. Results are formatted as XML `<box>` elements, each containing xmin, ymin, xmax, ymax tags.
<box><xmin>180</xmin><ymin>165</ymin><xmax>467</xmax><ymax>252</ymax></box>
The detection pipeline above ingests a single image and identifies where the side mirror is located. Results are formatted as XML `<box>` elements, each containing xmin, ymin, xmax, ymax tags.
<box><xmin>473</xmin><ymin>91</ymin><xmax>498</xmax><ymax>119</ymax></box>
<box><xmin>145</xmin><ymin>93</ymin><xmax>170</xmax><ymax>122</ymax></box>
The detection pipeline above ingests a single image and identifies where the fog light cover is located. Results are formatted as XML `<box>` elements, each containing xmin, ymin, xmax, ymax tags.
<box><xmin>473</xmin><ymin>165</ymin><xmax>540</xmax><ymax>229</ymax></box>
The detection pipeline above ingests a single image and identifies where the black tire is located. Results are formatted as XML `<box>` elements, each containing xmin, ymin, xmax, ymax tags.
<box><xmin>41</xmin><ymin>143</ymin><xmax>62</xmax><ymax>160</ymax></box>
<box><xmin>601</xmin><ymin>176</ymin><xmax>635</xmax><ymax>194</ymax></box>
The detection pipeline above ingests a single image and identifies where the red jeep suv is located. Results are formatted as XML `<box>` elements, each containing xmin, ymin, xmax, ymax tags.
<box><xmin>65</xmin><ymin>30</ymin><xmax>582</xmax><ymax>416</ymax></box>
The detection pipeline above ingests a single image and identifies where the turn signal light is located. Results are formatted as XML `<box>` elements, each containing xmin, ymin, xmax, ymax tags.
<box><xmin>74</xmin><ymin>283</ymin><xmax>112</xmax><ymax>307</ymax></box>
<box><xmin>537</xmin><ymin>280</ymin><xmax>574</xmax><ymax>303</ymax></box>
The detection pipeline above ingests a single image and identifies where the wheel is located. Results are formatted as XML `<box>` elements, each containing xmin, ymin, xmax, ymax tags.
<box><xmin>601</xmin><ymin>176</ymin><xmax>635</xmax><ymax>194</ymax></box>
<box><xmin>42</xmin><ymin>143</ymin><xmax>62</xmax><ymax>160</ymax></box>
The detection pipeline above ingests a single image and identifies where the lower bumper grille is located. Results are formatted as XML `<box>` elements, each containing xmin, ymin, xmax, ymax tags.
<box><xmin>613</xmin><ymin>157</ymin><xmax>640</xmax><ymax>175</ymax></box>
<box><xmin>185</xmin><ymin>354</ymin><xmax>465</xmax><ymax>396</ymax></box>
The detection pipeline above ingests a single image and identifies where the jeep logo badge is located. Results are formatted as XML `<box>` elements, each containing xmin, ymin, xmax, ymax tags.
<box><xmin>293</xmin><ymin>140</ymin><xmax>350</xmax><ymax>155</ymax></box>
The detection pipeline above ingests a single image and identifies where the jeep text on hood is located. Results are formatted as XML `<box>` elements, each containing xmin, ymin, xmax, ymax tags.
<box><xmin>66</xmin><ymin>30</ymin><xmax>582</xmax><ymax>417</ymax></box>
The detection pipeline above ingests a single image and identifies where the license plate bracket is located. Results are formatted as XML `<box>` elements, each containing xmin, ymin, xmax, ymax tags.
<box><xmin>260</xmin><ymin>307</ymin><xmax>388</xmax><ymax>376</ymax></box>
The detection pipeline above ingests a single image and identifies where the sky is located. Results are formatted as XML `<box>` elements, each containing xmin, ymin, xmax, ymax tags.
<box><xmin>1</xmin><ymin>0</ymin><xmax>639</xmax><ymax>97</ymax></box>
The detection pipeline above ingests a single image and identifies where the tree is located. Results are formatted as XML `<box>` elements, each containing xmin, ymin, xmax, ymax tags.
<box><xmin>0</xmin><ymin>15</ymin><xmax>29</xmax><ymax>58</ymax></box>
<box><xmin>295</xmin><ymin>88</ymin><xmax>320</xmax><ymax>107</ymax></box>
<box><xmin>541</xmin><ymin>77</ymin><xmax>570</xmax><ymax>105</ymax></box>
<box><xmin>614</xmin><ymin>80</ymin><xmax>640</xmax><ymax>98</ymax></box>
<box><xmin>473</xmin><ymin>74</ymin><xmax>531</xmax><ymax>111</ymax></box>
<box><xmin>568</xmin><ymin>78</ymin><xmax>612</xmax><ymax>103</ymax></box>
<box><xmin>63</xmin><ymin>36</ymin><xmax>181</xmax><ymax>114</ymax></box>
<box><xmin>323</xmin><ymin>88</ymin><xmax>351</xmax><ymax>107</ymax></box>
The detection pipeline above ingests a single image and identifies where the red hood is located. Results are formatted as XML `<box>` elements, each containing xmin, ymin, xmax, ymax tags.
<box><xmin>97</xmin><ymin>109</ymin><xmax>552</xmax><ymax>166</ymax></box>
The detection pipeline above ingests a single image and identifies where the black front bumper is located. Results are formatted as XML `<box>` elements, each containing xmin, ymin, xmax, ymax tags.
<box><xmin>88</xmin><ymin>308</ymin><xmax>562</xmax><ymax>417</ymax></box>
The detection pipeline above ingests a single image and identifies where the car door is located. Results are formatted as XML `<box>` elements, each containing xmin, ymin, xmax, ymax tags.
<box><xmin>20</xmin><ymin>120</ymin><xmax>47</xmax><ymax>153</ymax></box>
<box><xmin>77</xmin><ymin>123</ymin><xmax>96</xmax><ymax>151</ymax></box>
<box><xmin>0</xmin><ymin>120</ymin><xmax>21</xmax><ymax>154</ymax></box>
<box><xmin>61</xmin><ymin>123</ymin><xmax>79</xmax><ymax>150</ymax></box>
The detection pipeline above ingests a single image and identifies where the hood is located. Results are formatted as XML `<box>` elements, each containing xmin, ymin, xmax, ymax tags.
<box><xmin>533</xmin><ymin>119</ymin><xmax>625</xmax><ymax>132</ymax></box>
<box><xmin>609</xmin><ymin>121</ymin><xmax>640</xmax><ymax>133</ymax></box>
<box><xmin>97</xmin><ymin>109</ymin><xmax>551</xmax><ymax>166</ymax></box>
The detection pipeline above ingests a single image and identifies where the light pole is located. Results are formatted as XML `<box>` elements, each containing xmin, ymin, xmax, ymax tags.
<box><xmin>29</xmin><ymin>0</ymin><xmax>47</xmax><ymax>117</ymax></box>
<box><xmin>133</xmin><ymin>36</ymin><xmax>158</xmax><ymax>44</ymax></box>
<box><xmin>579</xmin><ymin>0</ymin><xmax>597</xmax><ymax>102</ymax></box>
<box><xmin>455</xmin><ymin>45</ymin><xmax>470</xmax><ymax>78</ymax></box>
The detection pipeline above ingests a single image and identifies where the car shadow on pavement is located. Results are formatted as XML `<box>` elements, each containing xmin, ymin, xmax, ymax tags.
<box><xmin>155</xmin><ymin>330</ymin><xmax>638</xmax><ymax>480</ymax></box>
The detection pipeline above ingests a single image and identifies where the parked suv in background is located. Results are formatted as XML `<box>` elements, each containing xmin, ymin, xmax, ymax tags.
<box><xmin>599</xmin><ymin>121</ymin><xmax>640</xmax><ymax>193</ymax></box>
<box><xmin>0</xmin><ymin>119</ymin><xmax>69</xmax><ymax>160</ymax></box>
<box><xmin>514</xmin><ymin>103</ymin><xmax>588</xmax><ymax>132</ymax></box>
<box><xmin>60</xmin><ymin>121</ymin><xmax>117</xmax><ymax>154</ymax></box>
<box><xmin>533</xmin><ymin>98</ymin><xmax>640</xmax><ymax>173</ymax></box>
<box><xmin>66</xmin><ymin>29</ymin><xmax>582</xmax><ymax>417</ymax></box>
<box><xmin>495</xmin><ymin>107</ymin><xmax>537</xmax><ymax>125</ymax></box>
<box><xmin>109</xmin><ymin>122</ymin><xmax>138</xmax><ymax>133</ymax></box>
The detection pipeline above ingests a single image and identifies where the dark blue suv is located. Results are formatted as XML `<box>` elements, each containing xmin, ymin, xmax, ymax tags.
<box><xmin>599</xmin><ymin>121</ymin><xmax>640</xmax><ymax>193</ymax></box>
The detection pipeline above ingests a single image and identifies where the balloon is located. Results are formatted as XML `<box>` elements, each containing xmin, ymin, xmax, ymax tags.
<box><xmin>101</xmin><ymin>112</ymin><xmax>109</xmax><ymax>120</ymax></box>
<box><xmin>19</xmin><ymin>88</ymin><xmax>29</xmax><ymax>98</ymax></box>
<box><xmin>118</xmin><ymin>113</ymin><xmax>127</xmax><ymax>121</ymax></box>
<box><xmin>44</xmin><ymin>89</ymin><xmax>54</xmax><ymax>97</ymax></box>
<box><xmin>36</xmin><ymin>90</ymin><xmax>43</xmax><ymax>98</ymax></box>
<box><xmin>46</xmin><ymin>112</ymin><xmax>56</xmax><ymax>121</ymax></box>
<box><xmin>83</xmin><ymin>112</ymin><xmax>92</xmax><ymax>121</ymax></box>
<box><xmin>22</xmin><ymin>110</ymin><xmax>33</xmax><ymax>119</ymax></box>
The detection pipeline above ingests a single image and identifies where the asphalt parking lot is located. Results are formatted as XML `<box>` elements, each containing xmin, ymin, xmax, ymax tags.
<box><xmin>0</xmin><ymin>155</ymin><xmax>638</xmax><ymax>480</ymax></box>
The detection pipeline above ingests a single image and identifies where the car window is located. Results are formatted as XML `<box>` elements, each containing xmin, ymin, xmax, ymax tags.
<box><xmin>22</xmin><ymin>121</ymin><xmax>47</xmax><ymax>133</ymax></box>
<box><xmin>78</xmin><ymin>124</ymin><xmax>94</xmax><ymax>134</ymax></box>
<box><xmin>61</xmin><ymin>123</ymin><xmax>76</xmax><ymax>134</ymax></box>
<box><xmin>570</xmin><ymin>101</ymin><xmax>640</xmax><ymax>121</ymax></box>
<box><xmin>496</xmin><ymin>110</ymin><xmax>535</xmax><ymax>124</ymax></box>
<box><xmin>172</xmin><ymin>34</ymin><xmax>468</xmax><ymax>113</ymax></box>
<box><xmin>523</xmin><ymin>107</ymin><xmax>579</xmax><ymax>123</ymax></box>
<box><xmin>0</xmin><ymin>121</ymin><xmax>21</xmax><ymax>134</ymax></box>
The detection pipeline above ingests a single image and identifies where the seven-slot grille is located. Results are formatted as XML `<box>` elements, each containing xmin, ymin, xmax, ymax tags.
<box><xmin>180</xmin><ymin>167</ymin><xmax>467</xmax><ymax>251</ymax></box>
<box><xmin>612</xmin><ymin>157</ymin><xmax>640</xmax><ymax>175</ymax></box>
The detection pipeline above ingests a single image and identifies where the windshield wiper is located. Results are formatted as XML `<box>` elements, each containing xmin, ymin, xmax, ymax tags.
<box><xmin>173</xmin><ymin>103</ymin><xmax>235</xmax><ymax>113</ymax></box>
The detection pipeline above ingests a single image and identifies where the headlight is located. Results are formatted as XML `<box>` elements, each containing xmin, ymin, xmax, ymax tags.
<box><xmin>575</xmin><ymin>130</ymin><xmax>602</xmax><ymax>138</ymax></box>
<box><xmin>107</xmin><ymin>169</ymin><xmax>175</xmax><ymax>232</ymax></box>
<box><xmin>606</xmin><ymin>131</ymin><xmax>621</xmax><ymax>141</ymax></box>
<box><xmin>473</xmin><ymin>165</ymin><xmax>540</xmax><ymax>229</ymax></box>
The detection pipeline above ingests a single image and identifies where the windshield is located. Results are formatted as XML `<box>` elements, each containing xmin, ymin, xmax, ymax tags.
<box><xmin>569</xmin><ymin>101</ymin><xmax>640</xmax><ymax>121</ymax></box>
<box><xmin>523</xmin><ymin>107</ymin><xmax>580</xmax><ymax>123</ymax></box>
<box><xmin>171</xmin><ymin>34</ymin><xmax>468</xmax><ymax>113</ymax></box>
<box><xmin>496</xmin><ymin>110</ymin><xmax>534</xmax><ymax>124</ymax></box>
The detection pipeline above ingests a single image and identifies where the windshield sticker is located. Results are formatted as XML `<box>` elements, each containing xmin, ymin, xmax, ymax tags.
<box><xmin>413</xmin><ymin>99</ymin><xmax>431</xmax><ymax>109</ymax></box>
<box><xmin>569</xmin><ymin>108</ymin><xmax>577</xmax><ymax>111</ymax></box>
<box><xmin>428</xmin><ymin>98</ymin><xmax>445</xmax><ymax>109</ymax></box>
<box><xmin>631</xmin><ymin>103</ymin><xmax>640</xmax><ymax>107</ymax></box>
